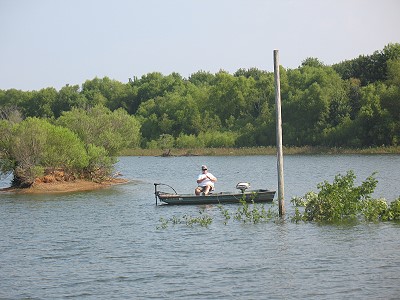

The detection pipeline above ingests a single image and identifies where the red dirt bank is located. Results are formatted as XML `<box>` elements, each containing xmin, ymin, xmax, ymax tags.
<box><xmin>0</xmin><ymin>178</ymin><xmax>128</xmax><ymax>194</ymax></box>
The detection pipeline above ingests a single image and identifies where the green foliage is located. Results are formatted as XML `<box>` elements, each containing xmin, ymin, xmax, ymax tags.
<box><xmin>290</xmin><ymin>170</ymin><xmax>400</xmax><ymax>223</ymax></box>
<box><xmin>1</xmin><ymin>44</ymin><xmax>399</xmax><ymax>149</ymax></box>
<box><xmin>41</xmin><ymin>124</ymin><xmax>89</xmax><ymax>170</ymax></box>
<box><xmin>198</xmin><ymin>131</ymin><xmax>237</xmax><ymax>148</ymax></box>
<box><xmin>0</xmin><ymin>89</ymin><xmax>32</xmax><ymax>115</ymax></box>
<box><xmin>232</xmin><ymin>198</ymin><xmax>276</xmax><ymax>224</ymax></box>
<box><xmin>157</xmin><ymin>196</ymin><xmax>278</xmax><ymax>229</ymax></box>
<box><xmin>156</xmin><ymin>209</ymin><xmax>213</xmax><ymax>229</ymax></box>
<box><xmin>25</xmin><ymin>88</ymin><xmax>58</xmax><ymax>118</ymax></box>
<box><xmin>137</xmin><ymin>90</ymin><xmax>202</xmax><ymax>141</ymax></box>
<box><xmin>175</xmin><ymin>133</ymin><xmax>205</xmax><ymax>148</ymax></box>
<box><xmin>1</xmin><ymin>118</ymin><xmax>90</xmax><ymax>186</ymax></box>
<box><xmin>283</xmin><ymin>64</ymin><xmax>349</xmax><ymax>146</ymax></box>
<box><xmin>53</xmin><ymin>84</ymin><xmax>87</xmax><ymax>118</ymax></box>
<box><xmin>208</xmin><ymin>72</ymin><xmax>261</xmax><ymax>128</ymax></box>
<box><xmin>188</xmin><ymin>71</ymin><xmax>215</xmax><ymax>86</ymax></box>
<box><xmin>157</xmin><ymin>171</ymin><xmax>398</xmax><ymax>229</ymax></box>
<box><xmin>333</xmin><ymin>43</ymin><xmax>400</xmax><ymax>85</ymax></box>
<box><xmin>362</xmin><ymin>198</ymin><xmax>388</xmax><ymax>222</ymax></box>
<box><xmin>57</xmin><ymin>105</ymin><xmax>141</xmax><ymax>155</ymax></box>
<box><xmin>301</xmin><ymin>57</ymin><xmax>325</xmax><ymax>68</ymax></box>
<box><xmin>356</xmin><ymin>83</ymin><xmax>393</xmax><ymax>146</ymax></box>
<box><xmin>86</xmin><ymin>144</ymin><xmax>116</xmax><ymax>181</ymax></box>
<box><xmin>146</xmin><ymin>134</ymin><xmax>175</xmax><ymax>150</ymax></box>
<box><xmin>235</xmin><ymin>123</ymin><xmax>257</xmax><ymax>147</ymax></box>
<box><xmin>0</xmin><ymin>116</ymin><xmax>125</xmax><ymax>187</ymax></box>
<box><xmin>382</xmin><ymin>197</ymin><xmax>400</xmax><ymax>221</ymax></box>
<box><xmin>82</xmin><ymin>77</ymin><xmax>136</xmax><ymax>111</ymax></box>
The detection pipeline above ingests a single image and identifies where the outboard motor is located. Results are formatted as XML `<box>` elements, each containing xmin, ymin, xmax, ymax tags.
<box><xmin>236</xmin><ymin>182</ymin><xmax>250</xmax><ymax>193</ymax></box>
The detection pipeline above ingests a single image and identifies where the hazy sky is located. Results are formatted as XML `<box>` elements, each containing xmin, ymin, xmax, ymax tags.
<box><xmin>1</xmin><ymin>0</ymin><xmax>399</xmax><ymax>91</ymax></box>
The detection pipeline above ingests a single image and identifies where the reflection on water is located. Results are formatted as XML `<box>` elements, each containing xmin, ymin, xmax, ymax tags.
<box><xmin>1</xmin><ymin>155</ymin><xmax>400</xmax><ymax>299</ymax></box>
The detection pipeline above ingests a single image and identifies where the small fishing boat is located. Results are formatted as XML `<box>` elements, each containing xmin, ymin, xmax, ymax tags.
<box><xmin>154</xmin><ymin>182</ymin><xmax>275</xmax><ymax>205</ymax></box>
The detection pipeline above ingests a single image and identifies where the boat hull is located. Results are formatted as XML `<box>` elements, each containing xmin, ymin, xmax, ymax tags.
<box><xmin>157</xmin><ymin>189</ymin><xmax>275</xmax><ymax>205</ymax></box>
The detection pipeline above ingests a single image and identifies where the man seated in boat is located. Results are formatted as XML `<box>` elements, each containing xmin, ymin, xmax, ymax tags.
<box><xmin>195</xmin><ymin>165</ymin><xmax>217</xmax><ymax>195</ymax></box>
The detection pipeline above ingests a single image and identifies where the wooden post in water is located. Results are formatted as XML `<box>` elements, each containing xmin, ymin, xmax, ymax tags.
<box><xmin>274</xmin><ymin>49</ymin><xmax>285</xmax><ymax>216</ymax></box>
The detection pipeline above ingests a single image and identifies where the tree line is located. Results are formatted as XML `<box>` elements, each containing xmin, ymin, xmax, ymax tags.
<box><xmin>1</xmin><ymin>43</ymin><xmax>399</xmax><ymax>186</ymax></box>
<box><xmin>1</xmin><ymin>44</ymin><xmax>399</xmax><ymax>150</ymax></box>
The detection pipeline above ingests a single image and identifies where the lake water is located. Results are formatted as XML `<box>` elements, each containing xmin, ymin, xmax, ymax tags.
<box><xmin>1</xmin><ymin>155</ymin><xmax>399</xmax><ymax>299</ymax></box>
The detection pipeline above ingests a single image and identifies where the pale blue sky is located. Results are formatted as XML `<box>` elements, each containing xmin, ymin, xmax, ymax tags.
<box><xmin>1</xmin><ymin>0</ymin><xmax>399</xmax><ymax>91</ymax></box>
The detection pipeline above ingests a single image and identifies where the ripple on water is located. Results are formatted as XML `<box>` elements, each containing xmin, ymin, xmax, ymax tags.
<box><xmin>1</xmin><ymin>156</ymin><xmax>400</xmax><ymax>299</ymax></box>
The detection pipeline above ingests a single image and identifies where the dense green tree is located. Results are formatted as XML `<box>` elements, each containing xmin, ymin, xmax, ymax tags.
<box><xmin>24</xmin><ymin>88</ymin><xmax>58</xmax><ymax>118</ymax></box>
<box><xmin>82</xmin><ymin>77</ymin><xmax>111</xmax><ymax>103</ymax></box>
<box><xmin>385</xmin><ymin>42</ymin><xmax>400</xmax><ymax>54</ymax></box>
<box><xmin>1</xmin><ymin>44</ymin><xmax>398</xmax><ymax>149</ymax></box>
<box><xmin>53</xmin><ymin>84</ymin><xmax>87</xmax><ymax>118</ymax></box>
<box><xmin>208</xmin><ymin>72</ymin><xmax>261</xmax><ymax>129</ymax></box>
<box><xmin>283</xmin><ymin>64</ymin><xmax>348</xmax><ymax>145</ymax></box>
<box><xmin>0</xmin><ymin>89</ymin><xmax>33</xmax><ymax>118</ymax></box>
<box><xmin>137</xmin><ymin>89</ymin><xmax>202</xmax><ymax>143</ymax></box>
<box><xmin>128</xmin><ymin>72</ymin><xmax>185</xmax><ymax>115</ymax></box>
<box><xmin>235</xmin><ymin>123</ymin><xmax>257</xmax><ymax>147</ymax></box>
<box><xmin>0</xmin><ymin>120</ymin><xmax>14</xmax><ymax>176</ymax></box>
<box><xmin>355</xmin><ymin>83</ymin><xmax>393</xmax><ymax>146</ymax></box>
<box><xmin>0</xmin><ymin>106</ymin><xmax>23</xmax><ymax>124</ymax></box>
<box><xmin>301</xmin><ymin>57</ymin><xmax>325</xmax><ymax>68</ymax></box>
<box><xmin>333</xmin><ymin>43</ymin><xmax>400</xmax><ymax>85</ymax></box>
<box><xmin>175</xmin><ymin>133</ymin><xmax>205</xmax><ymax>148</ymax></box>
<box><xmin>380</xmin><ymin>59</ymin><xmax>400</xmax><ymax>145</ymax></box>
<box><xmin>57</xmin><ymin>105</ymin><xmax>141</xmax><ymax>155</ymax></box>
<box><xmin>82</xmin><ymin>77</ymin><xmax>135</xmax><ymax>111</ymax></box>
<box><xmin>188</xmin><ymin>71</ymin><xmax>215</xmax><ymax>86</ymax></box>
<box><xmin>346</xmin><ymin>78</ymin><xmax>362</xmax><ymax>119</ymax></box>
<box><xmin>1</xmin><ymin>118</ymin><xmax>90</xmax><ymax>187</ymax></box>
<box><xmin>146</xmin><ymin>134</ymin><xmax>175</xmax><ymax>150</ymax></box>
<box><xmin>234</xmin><ymin>67</ymin><xmax>269</xmax><ymax>80</ymax></box>
<box><xmin>198</xmin><ymin>130</ymin><xmax>237</xmax><ymax>147</ymax></box>
<box><xmin>386</xmin><ymin>59</ymin><xmax>400</xmax><ymax>86</ymax></box>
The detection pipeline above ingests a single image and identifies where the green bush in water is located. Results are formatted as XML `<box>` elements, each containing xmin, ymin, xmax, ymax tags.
<box><xmin>382</xmin><ymin>197</ymin><xmax>400</xmax><ymax>221</ymax></box>
<box><xmin>290</xmin><ymin>170</ymin><xmax>398</xmax><ymax>222</ymax></box>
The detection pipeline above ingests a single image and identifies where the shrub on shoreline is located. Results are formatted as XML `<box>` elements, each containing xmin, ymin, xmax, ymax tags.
<box><xmin>0</xmin><ymin>106</ymin><xmax>141</xmax><ymax>188</ymax></box>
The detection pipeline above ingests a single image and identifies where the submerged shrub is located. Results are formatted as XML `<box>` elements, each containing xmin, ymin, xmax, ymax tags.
<box><xmin>157</xmin><ymin>195</ymin><xmax>278</xmax><ymax>229</ymax></box>
<box><xmin>362</xmin><ymin>198</ymin><xmax>388</xmax><ymax>222</ymax></box>
<box><xmin>233</xmin><ymin>198</ymin><xmax>274</xmax><ymax>224</ymax></box>
<box><xmin>291</xmin><ymin>170</ymin><xmax>398</xmax><ymax>223</ymax></box>
<box><xmin>156</xmin><ymin>208</ymin><xmax>213</xmax><ymax>229</ymax></box>
<box><xmin>382</xmin><ymin>197</ymin><xmax>400</xmax><ymax>221</ymax></box>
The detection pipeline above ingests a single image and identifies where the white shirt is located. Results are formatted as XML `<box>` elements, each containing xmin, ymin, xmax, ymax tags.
<box><xmin>197</xmin><ymin>172</ymin><xmax>216</xmax><ymax>187</ymax></box>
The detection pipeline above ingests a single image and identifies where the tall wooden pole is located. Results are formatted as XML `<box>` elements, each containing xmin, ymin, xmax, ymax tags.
<box><xmin>274</xmin><ymin>50</ymin><xmax>285</xmax><ymax>216</ymax></box>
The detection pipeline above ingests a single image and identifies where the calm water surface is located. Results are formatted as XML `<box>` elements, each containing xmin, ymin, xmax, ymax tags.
<box><xmin>1</xmin><ymin>155</ymin><xmax>399</xmax><ymax>299</ymax></box>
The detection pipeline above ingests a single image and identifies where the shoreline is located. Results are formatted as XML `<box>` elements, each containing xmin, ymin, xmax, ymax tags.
<box><xmin>120</xmin><ymin>146</ymin><xmax>400</xmax><ymax>156</ymax></box>
<box><xmin>2</xmin><ymin>146</ymin><xmax>399</xmax><ymax>195</ymax></box>
<box><xmin>0</xmin><ymin>178</ymin><xmax>129</xmax><ymax>194</ymax></box>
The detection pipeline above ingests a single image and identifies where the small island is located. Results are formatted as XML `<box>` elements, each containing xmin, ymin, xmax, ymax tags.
<box><xmin>0</xmin><ymin>174</ymin><xmax>128</xmax><ymax>194</ymax></box>
<box><xmin>0</xmin><ymin>106</ymin><xmax>139</xmax><ymax>193</ymax></box>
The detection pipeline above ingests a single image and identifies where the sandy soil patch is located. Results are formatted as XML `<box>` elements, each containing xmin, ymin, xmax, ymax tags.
<box><xmin>0</xmin><ymin>178</ymin><xmax>129</xmax><ymax>194</ymax></box>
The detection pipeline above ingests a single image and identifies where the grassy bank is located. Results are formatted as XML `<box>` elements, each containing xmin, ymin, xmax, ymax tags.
<box><xmin>119</xmin><ymin>146</ymin><xmax>400</xmax><ymax>156</ymax></box>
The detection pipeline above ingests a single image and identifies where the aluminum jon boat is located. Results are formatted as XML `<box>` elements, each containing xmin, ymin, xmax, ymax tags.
<box><xmin>154</xmin><ymin>182</ymin><xmax>276</xmax><ymax>205</ymax></box>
